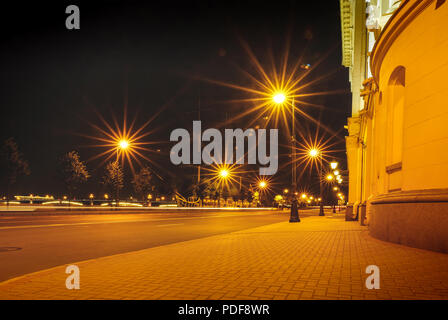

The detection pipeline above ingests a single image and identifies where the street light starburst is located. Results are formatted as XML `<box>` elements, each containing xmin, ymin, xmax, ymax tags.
<box><xmin>293</xmin><ymin>130</ymin><xmax>342</xmax><ymax>176</ymax></box>
<box><xmin>202</xmin><ymin>163</ymin><xmax>241</xmax><ymax>193</ymax></box>
<box><xmin>309</xmin><ymin>148</ymin><xmax>319</xmax><ymax>158</ymax></box>
<box><xmin>119</xmin><ymin>140</ymin><xmax>129</xmax><ymax>150</ymax></box>
<box><xmin>273</xmin><ymin>92</ymin><xmax>286</xmax><ymax>104</ymax></box>
<box><xmin>219</xmin><ymin>169</ymin><xmax>229</xmax><ymax>178</ymax></box>
<box><xmin>80</xmin><ymin>109</ymin><xmax>162</xmax><ymax>175</ymax></box>
<box><xmin>195</xmin><ymin>36</ymin><xmax>345</xmax><ymax>137</ymax></box>
<box><xmin>253</xmin><ymin>175</ymin><xmax>275</xmax><ymax>195</ymax></box>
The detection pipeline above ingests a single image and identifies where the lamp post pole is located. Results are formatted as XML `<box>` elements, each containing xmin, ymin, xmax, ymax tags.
<box><xmin>292</xmin><ymin>97</ymin><xmax>297</xmax><ymax>195</ymax></box>
<box><xmin>319</xmin><ymin>156</ymin><xmax>325</xmax><ymax>216</ymax></box>
<box><xmin>290</xmin><ymin>97</ymin><xmax>300</xmax><ymax>222</ymax></box>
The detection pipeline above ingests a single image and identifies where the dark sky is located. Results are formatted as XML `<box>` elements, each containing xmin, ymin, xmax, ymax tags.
<box><xmin>0</xmin><ymin>0</ymin><xmax>351</xmax><ymax>199</ymax></box>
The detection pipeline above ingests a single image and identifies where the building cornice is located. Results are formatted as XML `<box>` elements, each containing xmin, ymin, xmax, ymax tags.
<box><xmin>370</xmin><ymin>188</ymin><xmax>448</xmax><ymax>204</ymax></box>
<box><xmin>370</xmin><ymin>0</ymin><xmax>434</xmax><ymax>84</ymax></box>
<box><xmin>340</xmin><ymin>0</ymin><xmax>353</xmax><ymax>67</ymax></box>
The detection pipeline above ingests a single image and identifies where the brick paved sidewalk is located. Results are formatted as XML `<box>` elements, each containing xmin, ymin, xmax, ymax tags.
<box><xmin>1</xmin><ymin>215</ymin><xmax>448</xmax><ymax>300</ymax></box>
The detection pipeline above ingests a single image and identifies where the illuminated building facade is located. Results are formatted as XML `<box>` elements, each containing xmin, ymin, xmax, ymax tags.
<box><xmin>340</xmin><ymin>0</ymin><xmax>448</xmax><ymax>252</ymax></box>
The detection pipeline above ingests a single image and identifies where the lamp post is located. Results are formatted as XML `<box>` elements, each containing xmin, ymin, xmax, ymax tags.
<box><xmin>272</xmin><ymin>93</ymin><xmax>299</xmax><ymax>222</ymax></box>
<box><xmin>258</xmin><ymin>180</ymin><xmax>267</xmax><ymax>206</ymax></box>
<box><xmin>109</xmin><ymin>139</ymin><xmax>130</xmax><ymax>207</ymax></box>
<box><xmin>218</xmin><ymin>169</ymin><xmax>229</xmax><ymax>207</ymax></box>
<box><xmin>318</xmin><ymin>154</ymin><xmax>325</xmax><ymax>216</ymax></box>
<box><xmin>282</xmin><ymin>189</ymin><xmax>289</xmax><ymax>210</ymax></box>
<box><xmin>289</xmin><ymin>96</ymin><xmax>300</xmax><ymax>222</ymax></box>
<box><xmin>308</xmin><ymin>148</ymin><xmax>325</xmax><ymax>216</ymax></box>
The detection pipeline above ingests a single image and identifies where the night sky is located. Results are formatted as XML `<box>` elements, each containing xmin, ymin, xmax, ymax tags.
<box><xmin>0</xmin><ymin>1</ymin><xmax>351</xmax><ymax>199</ymax></box>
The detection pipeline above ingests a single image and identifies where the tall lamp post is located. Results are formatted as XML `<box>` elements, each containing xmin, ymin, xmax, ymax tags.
<box><xmin>113</xmin><ymin>139</ymin><xmax>130</xmax><ymax>207</ymax></box>
<box><xmin>258</xmin><ymin>180</ymin><xmax>267</xmax><ymax>206</ymax></box>
<box><xmin>308</xmin><ymin>148</ymin><xmax>325</xmax><ymax>216</ymax></box>
<box><xmin>218</xmin><ymin>169</ymin><xmax>229</xmax><ymax>207</ymax></box>
<box><xmin>272</xmin><ymin>93</ymin><xmax>300</xmax><ymax>222</ymax></box>
<box><xmin>318</xmin><ymin>153</ymin><xmax>325</xmax><ymax>216</ymax></box>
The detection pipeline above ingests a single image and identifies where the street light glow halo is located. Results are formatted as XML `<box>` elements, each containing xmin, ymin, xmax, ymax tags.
<box><xmin>119</xmin><ymin>139</ymin><xmax>130</xmax><ymax>150</ymax></box>
<box><xmin>219</xmin><ymin>169</ymin><xmax>229</xmax><ymax>178</ymax></box>
<box><xmin>309</xmin><ymin>148</ymin><xmax>320</xmax><ymax>158</ymax></box>
<box><xmin>83</xmin><ymin>109</ymin><xmax>161</xmax><ymax>177</ymax></box>
<box><xmin>272</xmin><ymin>92</ymin><xmax>286</xmax><ymax>104</ymax></box>
<box><xmin>330</xmin><ymin>161</ymin><xmax>338</xmax><ymax>169</ymax></box>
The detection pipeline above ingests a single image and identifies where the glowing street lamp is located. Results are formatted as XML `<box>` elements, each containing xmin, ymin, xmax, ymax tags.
<box><xmin>326</xmin><ymin>174</ymin><xmax>334</xmax><ymax>181</ymax></box>
<box><xmin>330</xmin><ymin>161</ymin><xmax>338</xmax><ymax>170</ymax></box>
<box><xmin>115</xmin><ymin>139</ymin><xmax>131</xmax><ymax>160</ymax></box>
<box><xmin>308</xmin><ymin>148</ymin><xmax>320</xmax><ymax>158</ymax></box>
<box><xmin>219</xmin><ymin>169</ymin><xmax>229</xmax><ymax>179</ymax></box>
<box><xmin>283</xmin><ymin>189</ymin><xmax>289</xmax><ymax>194</ymax></box>
<box><xmin>273</xmin><ymin>92</ymin><xmax>286</xmax><ymax>104</ymax></box>
<box><xmin>118</xmin><ymin>139</ymin><xmax>129</xmax><ymax>150</ymax></box>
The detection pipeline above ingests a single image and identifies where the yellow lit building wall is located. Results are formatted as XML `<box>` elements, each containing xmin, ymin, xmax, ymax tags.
<box><xmin>340</xmin><ymin>0</ymin><xmax>448</xmax><ymax>252</ymax></box>
<box><xmin>370</xmin><ymin>0</ymin><xmax>448</xmax><ymax>192</ymax></box>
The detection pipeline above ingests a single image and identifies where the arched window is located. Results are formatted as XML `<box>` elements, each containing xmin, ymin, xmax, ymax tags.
<box><xmin>385</xmin><ymin>66</ymin><xmax>405</xmax><ymax>177</ymax></box>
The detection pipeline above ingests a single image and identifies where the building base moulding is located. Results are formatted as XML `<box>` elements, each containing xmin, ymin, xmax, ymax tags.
<box><xmin>369</xmin><ymin>189</ymin><xmax>448</xmax><ymax>253</ymax></box>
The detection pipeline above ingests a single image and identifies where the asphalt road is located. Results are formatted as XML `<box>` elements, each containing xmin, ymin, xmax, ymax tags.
<box><xmin>0</xmin><ymin>209</ymin><xmax>318</xmax><ymax>282</ymax></box>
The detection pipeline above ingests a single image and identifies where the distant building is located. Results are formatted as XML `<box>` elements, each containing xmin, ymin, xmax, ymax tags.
<box><xmin>339</xmin><ymin>0</ymin><xmax>448</xmax><ymax>252</ymax></box>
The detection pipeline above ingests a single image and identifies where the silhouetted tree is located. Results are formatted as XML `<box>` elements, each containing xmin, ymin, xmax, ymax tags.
<box><xmin>243</xmin><ymin>184</ymin><xmax>256</xmax><ymax>207</ymax></box>
<box><xmin>132</xmin><ymin>166</ymin><xmax>153</xmax><ymax>203</ymax></box>
<box><xmin>0</xmin><ymin>138</ymin><xmax>30</xmax><ymax>204</ymax></box>
<box><xmin>192</xmin><ymin>181</ymin><xmax>207</xmax><ymax>206</ymax></box>
<box><xmin>103</xmin><ymin>160</ymin><xmax>124</xmax><ymax>205</ymax></box>
<box><xmin>169</xmin><ymin>174</ymin><xmax>190</xmax><ymax>197</ymax></box>
<box><xmin>60</xmin><ymin>151</ymin><xmax>89</xmax><ymax>199</ymax></box>
<box><xmin>204</xmin><ymin>180</ymin><xmax>219</xmax><ymax>206</ymax></box>
<box><xmin>228</xmin><ymin>185</ymin><xmax>240</xmax><ymax>206</ymax></box>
